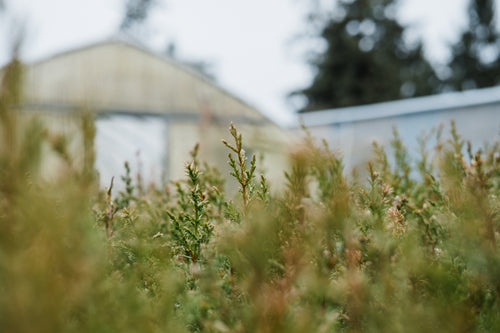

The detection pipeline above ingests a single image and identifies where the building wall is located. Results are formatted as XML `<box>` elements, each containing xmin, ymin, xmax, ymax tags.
<box><xmin>95</xmin><ymin>113</ymin><xmax>167</xmax><ymax>187</ymax></box>
<box><xmin>301</xmin><ymin>102</ymin><xmax>500</xmax><ymax>174</ymax></box>
<box><xmin>93</xmin><ymin>113</ymin><xmax>290</xmax><ymax>190</ymax></box>
<box><xmin>166</xmin><ymin>119</ymin><xmax>290</xmax><ymax>188</ymax></box>
<box><xmin>6</xmin><ymin>110</ymin><xmax>90</xmax><ymax>181</ymax></box>
<box><xmin>20</xmin><ymin>40</ymin><xmax>291</xmax><ymax>189</ymax></box>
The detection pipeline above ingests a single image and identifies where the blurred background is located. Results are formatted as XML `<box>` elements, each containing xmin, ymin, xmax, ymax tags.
<box><xmin>1</xmin><ymin>0</ymin><xmax>500</xmax><ymax>187</ymax></box>
<box><xmin>1</xmin><ymin>0</ymin><xmax>499</xmax><ymax>126</ymax></box>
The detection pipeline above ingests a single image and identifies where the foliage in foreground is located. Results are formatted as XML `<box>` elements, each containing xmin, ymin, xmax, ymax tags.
<box><xmin>2</xmin><ymin>61</ymin><xmax>500</xmax><ymax>332</ymax></box>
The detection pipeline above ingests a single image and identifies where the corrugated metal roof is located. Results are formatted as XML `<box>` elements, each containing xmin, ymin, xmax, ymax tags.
<box><xmin>297</xmin><ymin>85</ymin><xmax>500</xmax><ymax>127</ymax></box>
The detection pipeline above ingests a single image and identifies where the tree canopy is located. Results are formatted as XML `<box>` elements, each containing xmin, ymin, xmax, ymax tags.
<box><xmin>447</xmin><ymin>0</ymin><xmax>500</xmax><ymax>91</ymax></box>
<box><xmin>120</xmin><ymin>0</ymin><xmax>156</xmax><ymax>33</ymax></box>
<box><xmin>296</xmin><ymin>0</ymin><xmax>440</xmax><ymax>112</ymax></box>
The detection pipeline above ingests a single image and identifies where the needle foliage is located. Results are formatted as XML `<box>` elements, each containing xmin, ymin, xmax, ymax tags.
<box><xmin>1</xmin><ymin>56</ymin><xmax>500</xmax><ymax>332</ymax></box>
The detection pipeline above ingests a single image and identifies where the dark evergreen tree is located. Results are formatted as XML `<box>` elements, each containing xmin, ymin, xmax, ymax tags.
<box><xmin>448</xmin><ymin>0</ymin><xmax>500</xmax><ymax>90</ymax></box>
<box><xmin>295</xmin><ymin>0</ymin><xmax>440</xmax><ymax>111</ymax></box>
<box><xmin>120</xmin><ymin>0</ymin><xmax>156</xmax><ymax>32</ymax></box>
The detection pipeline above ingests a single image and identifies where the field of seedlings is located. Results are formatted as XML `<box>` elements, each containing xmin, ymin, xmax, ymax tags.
<box><xmin>1</xmin><ymin>59</ymin><xmax>500</xmax><ymax>332</ymax></box>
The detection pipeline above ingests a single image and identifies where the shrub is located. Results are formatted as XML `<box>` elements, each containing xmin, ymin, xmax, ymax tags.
<box><xmin>1</xmin><ymin>56</ymin><xmax>500</xmax><ymax>332</ymax></box>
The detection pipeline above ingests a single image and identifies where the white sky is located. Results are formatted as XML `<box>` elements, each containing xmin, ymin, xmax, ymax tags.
<box><xmin>1</xmin><ymin>0</ymin><xmax>498</xmax><ymax>126</ymax></box>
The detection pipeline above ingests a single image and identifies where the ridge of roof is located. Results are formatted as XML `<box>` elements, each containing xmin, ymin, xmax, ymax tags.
<box><xmin>298</xmin><ymin>85</ymin><xmax>500</xmax><ymax>127</ymax></box>
<box><xmin>25</xmin><ymin>34</ymin><xmax>279</xmax><ymax>126</ymax></box>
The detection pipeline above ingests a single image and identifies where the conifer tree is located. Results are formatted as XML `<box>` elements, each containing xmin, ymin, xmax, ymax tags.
<box><xmin>120</xmin><ymin>0</ymin><xmax>156</xmax><ymax>32</ymax></box>
<box><xmin>448</xmin><ymin>0</ymin><xmax>500</xmax><ymax>90</ymax></box>
<box><xmin>296</xmin><ymin>0</ymin><xmax>440</xmax><ymax>111</ymax></box>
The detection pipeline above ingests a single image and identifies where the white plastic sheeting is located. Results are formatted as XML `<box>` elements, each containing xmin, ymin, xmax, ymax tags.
<box><xmin>95</xmin><ymin>114</ymin><xmax>167</xmax><ymax>190</ymax></box>
<box><xmin>295</xmin><ymin>86</ymin><xmax>500</xmax><ymax>174</ymax></box>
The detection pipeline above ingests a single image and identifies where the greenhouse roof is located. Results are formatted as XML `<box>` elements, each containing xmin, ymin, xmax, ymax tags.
<box><xmin>297</xmin><ymin>85</ymin><xmax>500</xmax><ymax>127</ymax></box>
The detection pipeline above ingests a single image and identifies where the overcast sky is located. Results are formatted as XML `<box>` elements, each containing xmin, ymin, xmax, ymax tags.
<box><xmin>1</xmin><ymin>0</ymin><xmax>498</xmax><ymax>125</ymax></box>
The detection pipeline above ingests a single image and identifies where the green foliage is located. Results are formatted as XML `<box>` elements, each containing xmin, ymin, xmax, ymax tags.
<box><xmin>120</xmin><ymin>0</ymin><xmax>155</xmax><ymax>32</ymax></box>
<box><xmin>167</xmin><ymin>161</ymin><xmax>214</xmax><ymax>264</ymax></box>
<box><xmin>295</xmin><ymin>0</ymin><xmax>440</xmax><ymax>111</ymax></box>
<box><xmin>222</xmin><ymin>122</ymin><xmax>268</xmax><ymax>221</ymax></box>
<box><xmin>448</xmin><ymin>0</ymin><xmax>500</xmax><ymax>90</ymax></box>
<box><xmin>2</xmin><ymin>62</ymin><xmax>500</xmax><ymax>331</ymax></box>
<box><xmin>115</xmin><ymin>161</ymin><xmax>136</xmax><ymax>209</ymax></box>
